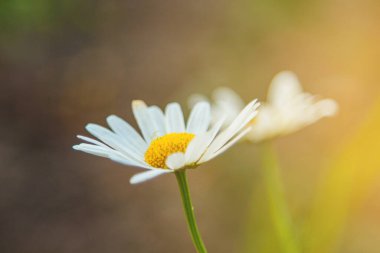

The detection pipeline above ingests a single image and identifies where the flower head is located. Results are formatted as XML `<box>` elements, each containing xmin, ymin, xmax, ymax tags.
<box><xmin>73</xmin><ymin>99</ymin><xmax>259</xmax><ymax>184</ymax></box>
<box><xmin>189</xmin><ymin>71</ymin><xmax>338</xmax><ymax>142</ymax></box>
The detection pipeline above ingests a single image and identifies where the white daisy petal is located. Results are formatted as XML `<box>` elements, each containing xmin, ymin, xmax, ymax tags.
<box><xmin>132</xmin><ymin>100</ymin><xmax>156</xmax><ymax>143</ymax></box>
<box><xmin>186</xmin><ymin>101</ymin><xmax>211</xmax><ymax>134</ymax></box>
<box><xmin>314</xmin><ymin>99</ymin><xmax>339</xmax><ymax>117</ymax></box>
<box><xmin>223</xmin><ymin>99</ymin><xmax>259</xmax><ymax>136</ymax></box>
<box><xmin>205</xmin><ymin>100</ymin><xmax>259</xmax><ymax>155</ymax></box>
<box><xmin>77</xmin><ymin>135</ymin><xmax>109</xmax><ymax>148</ymax></box>
<box><xmin>85</xmin><ymin>123</ymin><xmax>145</xmax><ymax>163</ymax></box>
<box><xmin>208</xmin><ymin>116</ymin><xmax>227</xmax><ymax>138</ymax></box>
<box><xmin>201</xmin><ymin>126</ymin><xmax>252</xmax><ymax>162</ymax></box>
<box><xmin>108</xmin><ymin>153</ymin><xmax>152</xmax><ymax>169</ymax></box>
<box><xmin>166</xmin><ymin>152</ymin><xmax>186</xmax><ymax>170</ymax></box>
<box><xmin>185</xmin><ymin>117</ymin><xmax>225</xmax><ymax>164</ymax></box>
<box><xmin>165</xmin><ymin>103</ymin><xmax>186</xmax><ymax>133</ymax></box>
<box><xmin>185</xmin><ymin>133</ymin><xmax>211</xmax><ymax>164</ymax></box>
<box><xmin>85</xmin><ymin>123</ymin><xmax>123</xmax><ymax>149</ymax></box>
<box><xmin>74</xmin><ymin>144</ymin><xmax>148</xmax><ymax>169</ymax></box>
<box><xmin>73</xmin><ymin>144</ymin><xmax>114</xmax><ymax>158</ymax></box>
<box><xmin>130</xmin><ymin>170</ymin><xmax>171</xmax><ymax>184</ymax></box>
<box><xmin>106</xmin><ymin>115</ymin><xmax>148</xmax><ymax>153</ymax></box>
<box><xmin>268</xmin><ymin>71</ymin><xmax>302</xmax><ymax>107</ymax></box>
<box><xmin>148</xmin><ymin>106</ymin><xmax>166</xmax><ymax>137</ymax></box>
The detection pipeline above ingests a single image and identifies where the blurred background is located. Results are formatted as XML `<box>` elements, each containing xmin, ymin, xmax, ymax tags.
<box><xmin>0</xmin><ymin>0</ymin><xmax>380</xmax><ymax>252</ymax></box>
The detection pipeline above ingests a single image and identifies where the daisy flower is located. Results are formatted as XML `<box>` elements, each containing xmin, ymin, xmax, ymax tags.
<box><xmin>190</xmin><ymin>71</ymin><xmax>338</xmax><ymax>142</ymax></box>
<box><xmin>73</xmin><ymin>100</ymin><xmax>259</xmax><ymax>184</ymax></box>
<box><xmin>73</xmin><ymin>99</ymin><xmax>259</xmax><ymax>253</ymax></box>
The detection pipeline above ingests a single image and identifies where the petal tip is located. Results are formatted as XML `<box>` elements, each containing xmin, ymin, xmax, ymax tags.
<box><xmin>321</xmin><ymin>99</ymin><xmax>339</xmax><ymax>116</ymax></box>
<box><xmin>129</xmin><ymin>177</ymin><xmax>140</xmax><ymax>185</ymax></box>
<box><xmin>132</xmin><ymin>100</ymin><xmax>146</xmax><ymax>107</ymax></box>
<box><xmin>106</xmin><ymin>114</ymin><xmax>117</xmax><ymax>120</ymax></box>
<box><xmin>85</xmin><ymin>123</ymin><xmax>96</xmax><ymax>130</ymax></box>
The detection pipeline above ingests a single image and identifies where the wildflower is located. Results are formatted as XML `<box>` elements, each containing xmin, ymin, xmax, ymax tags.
<box><xmin>73</xmin><ymin>100</ymin><xmax>259</xmax><ymax>184</ymax></box>
<box><xmin>190</xmin><ymin>71</ymin><xmax>338</xmax><ymax>142</ymax></box>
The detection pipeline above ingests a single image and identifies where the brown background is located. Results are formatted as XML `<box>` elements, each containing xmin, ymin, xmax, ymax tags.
<box><xmin>1</xmin><ymin>0</ymin><xmax>380</xmax><ymax>252</ymax></box>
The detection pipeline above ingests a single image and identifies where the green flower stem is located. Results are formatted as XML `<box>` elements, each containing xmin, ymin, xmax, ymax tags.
<box><xmin>262</xmin><ymin>141</ymin><xmax>300</xmax><ymax>253</ymax></box>
<box><xmin>175</xmin><ymin>171</ymin><xmax>208</xmax><ymax>253</ymax></box>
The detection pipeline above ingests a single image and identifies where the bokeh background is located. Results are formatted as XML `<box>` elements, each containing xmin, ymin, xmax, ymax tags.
<box><xmin>1</xmin><ymin>0</ymin><xmax>380</xmax><ymax>252</ymax></box>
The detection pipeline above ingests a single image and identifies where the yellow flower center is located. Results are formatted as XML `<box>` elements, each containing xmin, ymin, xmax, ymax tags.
<box><xmin>144</xmin><ymin>133</ymin><xmax>195</xmax><ymax>168</ymax></box>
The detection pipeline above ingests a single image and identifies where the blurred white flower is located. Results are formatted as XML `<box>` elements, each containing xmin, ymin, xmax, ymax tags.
<box><xmin>189</xmin><ymin>87</ymin><xmax>245</xmax><ymax>126</ymax></box>
<box><xmin>73</xmin><ymin>99</ymin><xmax>259</xmax><ymax>184</ymax></box>
<box><xmin>189</xmin><ymin>71</ymin><xmax>338</xmax><ymax>142</ymax></box>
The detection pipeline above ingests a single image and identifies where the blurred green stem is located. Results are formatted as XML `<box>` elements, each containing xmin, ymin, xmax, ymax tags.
<box><xmin>175</xmin><ymin>171</ymin><xmax>208</xmax><ymax>253</ymax></box>
<box><xmin>261</xmin><ymin>141</ymin><xmax>299</xmax><ymax>253</ymax></box>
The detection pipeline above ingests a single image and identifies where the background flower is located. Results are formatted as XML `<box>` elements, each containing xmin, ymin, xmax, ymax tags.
<box><xmin>189</xmin><ymin>71</ymin><xmax>338</xmax><ymax>142</ymax></box>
